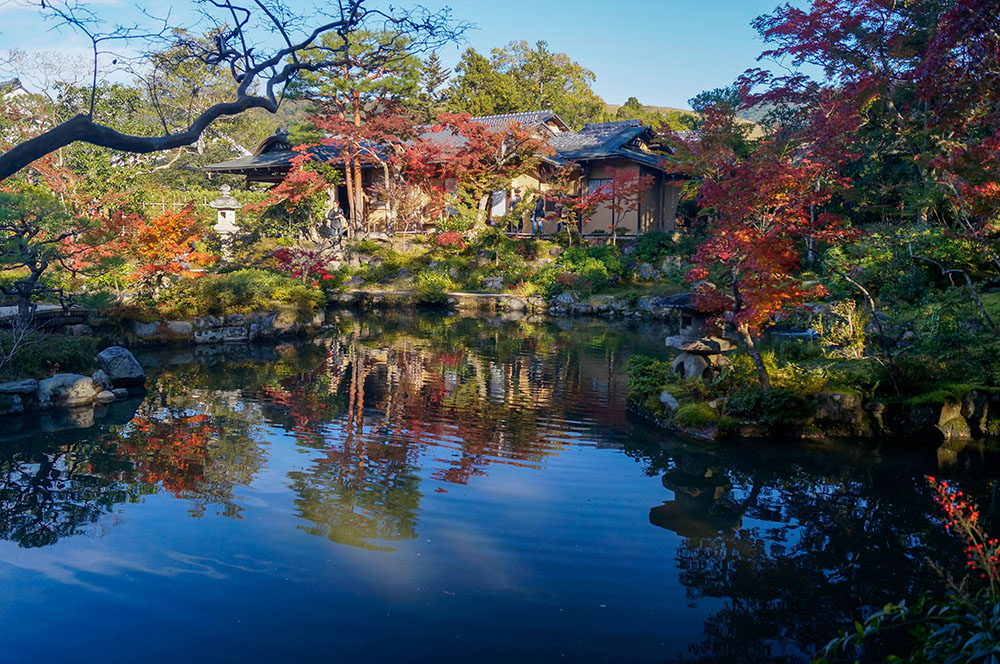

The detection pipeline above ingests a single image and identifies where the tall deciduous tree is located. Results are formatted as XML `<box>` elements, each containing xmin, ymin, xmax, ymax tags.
<box><xmin>676</xmin><ymin>110</ymin><xmax>849</xmax><ymax>390</ymax></box>
<box><xmin>445</xmin><ymin>47</ymin><xmax>519</xmax><ymax>117</ymax></box>
<box><xmin>403</xmin><ymin>112</ymin><xmax>550</xmax><ymax>226</ymax></box>
<box><xmin>491</xmin><ymin>40</ymin><xmax>604</xmax><ymax>129</ymax></box>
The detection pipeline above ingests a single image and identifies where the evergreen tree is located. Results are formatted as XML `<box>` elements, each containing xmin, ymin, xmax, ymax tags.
<box><xmin>416</xmin><ymin>52</ymin><xmax>450</xmax><ymax>121</ymax></box>
<box><xmin>615</xmin><ymin>96</ymin><xmax>647</xmax><ymax>122</ymax></box>
<box><xmin>444</xmin><ymin>47</ymin><xmax>518</xmax><ymax>116</ymax></box>
<box><xmin>491</xmin><ymin>40</ymin><xmax>604</xmax><ymax>129</ymax></box>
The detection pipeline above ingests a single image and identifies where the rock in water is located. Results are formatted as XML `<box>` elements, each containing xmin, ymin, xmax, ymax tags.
<box><xmin>96</xmin><ymin>346</ymin><xmax>146</xmax><ymax>388</ymax></box>
<box><xmin>38</xmin><ymin>374</ymin><xmax>99</xmax><ymax>408</ymax></box>
<box><xmin>92</xmin><ymin>369</ymin><xmax>112</xmax><ymax>391</ymax></box>
<box><xmin>0</xmin><ymin>379</ymin><xmax>39</xmax><ymax>395</ymax></box>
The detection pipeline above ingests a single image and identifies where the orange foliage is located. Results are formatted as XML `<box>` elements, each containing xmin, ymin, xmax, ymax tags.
<box><xmin>129</xmin><ymin>202</ymin><xmax>216</xmax><ymax>287</ymax></box>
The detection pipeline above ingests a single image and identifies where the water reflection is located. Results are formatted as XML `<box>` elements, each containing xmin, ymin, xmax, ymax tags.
<box><xmin>634</xmin><ymin>438</ymin><xmax>998</xmax><ymax>663</ymax></box>
<box><xmin>0</xmin><ymin>428</ymin><xmax>152</xmax><ymax>548</ymax></box>
<box><xmin>1</xmin><ymin>312</ymin><xmax>999</xmax><ymax>663</ymax></box>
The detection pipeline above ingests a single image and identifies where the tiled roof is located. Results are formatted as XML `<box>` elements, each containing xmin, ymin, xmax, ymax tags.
<box><xmin>470</xmin><ymin>110</ymin><xmax>559</xmax><ymax>128</ymax></box>
<box><xmin>550</xmin><ymin>121</ymin><xmax>649</xmax><ymax>161</ymax></box>
<box><xmin>581</xmin><ymin>119</ymin><xmax>642</xmax><ymax>131</ymax></box>
<box><xmin>205</xmin><ymin>111</ymin><xmax>673</xmax><ymax>174</ymax></box>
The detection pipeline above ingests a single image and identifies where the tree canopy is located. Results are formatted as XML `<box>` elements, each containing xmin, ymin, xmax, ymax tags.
<box><xmin>444</xmin><ymin>41</ymin><xmax>605</xmax><ymax>128</ymax></box>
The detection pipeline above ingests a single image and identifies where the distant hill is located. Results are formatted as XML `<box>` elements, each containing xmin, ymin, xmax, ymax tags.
<box><xmin>603</xmin><ymin>103</ymin><xmax>696</xmax><ymax>131</ymax></box>
<box><xmin>603</xmin><ymin>103</ymin><xmax>693</xmax><ymax>117</ymax></box>
<box><xmin>604</xmin><ymin>104</ymin><xmax>694</xmax><ymax>117</ymax></box>
<box><xmin>604</xmin><ymin>101</ymin><xmax>767</xmax><ymax>138</ymax></box>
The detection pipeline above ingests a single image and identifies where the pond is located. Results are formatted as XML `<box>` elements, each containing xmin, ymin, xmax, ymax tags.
<box><xmin>0</xmin><ymin>312</ymin><xmax>996</xmax><ymax>663</ymax></box>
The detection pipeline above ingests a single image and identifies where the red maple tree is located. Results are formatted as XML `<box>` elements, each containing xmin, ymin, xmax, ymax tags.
<box><xmin>674</xmin><ymin>109</ymin><xmax>850</xmax><ymax>389</ymax></box>
<box><xmin>402</xmin><ymin>112</ymin><xmax>550</xmax><ymax>227</ymax></box>
<box><xmin>542</xmin><ymin>162</ymin><xmax>614</xmax><ymax>244</ymax></box>
<box><xmin>604</xmin><ymin>167</ymin><xmax>654</xmax><ymax>245</ymax></box>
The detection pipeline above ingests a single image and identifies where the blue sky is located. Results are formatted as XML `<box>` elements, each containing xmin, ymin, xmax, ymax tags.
<box><xmin>439</xmin><ymin>0</ymin><xmax>788</xmax><ymax>108</ymax></box>
<box><xmin>0</xmin><ymin>0</ymin><xmax>790</xmax><ymax>109</ymax></box>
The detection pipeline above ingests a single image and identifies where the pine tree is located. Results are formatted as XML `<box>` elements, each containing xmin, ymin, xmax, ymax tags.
<box><xmin>417</xmin><ymin>52</ymin><xmax>451</xmax><ymax>121</ymax></box>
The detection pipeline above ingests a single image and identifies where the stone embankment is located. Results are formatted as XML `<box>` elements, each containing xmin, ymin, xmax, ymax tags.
<box><xmin>126</xmin><ymin>310</ymin><xmax>327</xmax><ymax>345</ymax></box>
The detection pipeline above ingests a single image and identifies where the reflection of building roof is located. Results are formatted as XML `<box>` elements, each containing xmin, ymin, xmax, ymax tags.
<box><xmin>204</xmin><ymin>109</ymin><xmax>674</xmax><ymax>179</ymax></box>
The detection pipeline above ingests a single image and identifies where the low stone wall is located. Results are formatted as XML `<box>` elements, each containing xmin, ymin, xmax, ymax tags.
<box><xmin>547</xmin><ymin>293</ymin><xmax>681</xmax><ymax>320</ymax></box>
<box><xmin>126</xmin><ymin>310</ymin><xmax>327</xmax><ymax>345</ymax></box>
<box><xmin>329</xmin><ymin>289</ymin><xmax>674</xmax><ymax>320</ymax></box>
<box><xmin>331</xmin><ymin>290</ymin><xmax>549</xmax><ymax>315</ymax></box>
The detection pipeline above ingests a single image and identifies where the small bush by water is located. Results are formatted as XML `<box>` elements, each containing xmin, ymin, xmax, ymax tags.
<box><xmin>0</xmin><ymin>332</ymin><xmax>98</xmax><ymax>381</ymax></box>
<box><xmin>150</xmin><ymin>269</ymin><xmax>325</xmax><ymax>319</ymax></box>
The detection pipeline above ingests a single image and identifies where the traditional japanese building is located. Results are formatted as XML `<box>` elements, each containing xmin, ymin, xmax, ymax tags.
<box><xmin>203</xmin><ymin>110</ymin><xmax>684</xmax><ymax>235</ymax></box>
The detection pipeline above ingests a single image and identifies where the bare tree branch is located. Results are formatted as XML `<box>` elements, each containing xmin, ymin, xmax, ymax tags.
<box><xmin>0</xmin><ymin>0</ymin><xmax>467</xmax><ymax>181</ymax></box>
<box><xmin>908</xmin><ymin>241</ymin><xmax>996</xmax><ymax>329</ymax></box>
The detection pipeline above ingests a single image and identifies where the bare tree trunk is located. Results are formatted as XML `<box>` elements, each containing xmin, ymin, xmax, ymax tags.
<box><xmin>380</xmin><ymin>161</ymin><xmax>394</xmax><ymax>234</ymax></box>
<box><xmin>909</xmin><ymin>242</ymin><xmax>996</xmax><ymax>329</ymax></box>
<box><xmin>352</xmin><ymin>158</ymin><xmax>364</xmax><ymax>233</ymax></box>
<box><xmin>477</xmin><ymin>193</ymin><xmax>490</xmax><ymax>226</ymax></box>
<box><xmin>828</xmin><ymin>267</ymin><xmax>901</xmax><ymax>396</ymax></box>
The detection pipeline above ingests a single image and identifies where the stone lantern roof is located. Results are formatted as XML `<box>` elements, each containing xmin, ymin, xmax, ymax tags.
<box><xmin>209</xmin><ymin>184</ymin><xmax>240</xmax><ymax>211</ymax></box>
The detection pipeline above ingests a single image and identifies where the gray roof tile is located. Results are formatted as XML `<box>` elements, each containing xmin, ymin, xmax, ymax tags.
<box><xmin>205</xmin><ymin>111</ymin><xmax>672</xmax><ymax>174</ymax></box>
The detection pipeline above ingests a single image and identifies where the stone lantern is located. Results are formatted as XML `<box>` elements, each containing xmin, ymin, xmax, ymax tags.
<box><xmin>661</xmin><ymin>292</ymin><xmax>738</xmax><ymax>380</ymax></box>
<box><xmin>209</xmin><ymin>184</ymin><xmax>241</xmax><ymax>257</ymax></box>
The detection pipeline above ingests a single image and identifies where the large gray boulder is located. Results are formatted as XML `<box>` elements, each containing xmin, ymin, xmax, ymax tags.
<box><xmin>38</xmin><ymin>373</ymin><xmax>99</xmax><ymax>408</ymax></box>
<box><xmin>638</xmin><ymin>262</ymin><xmax>660</xmax><ymax>281</ymax></box>
<box><xmin>132</xmin><ymin>320</ymin><xmax>160</xmax><ymax>339</ymax></box>
<box><xmin>96</xmin><ymin>346</ymin><xmax>146</xmax><ymax>388</ymax></box>
<box><xmin>482</xmin><ymin>276</ymin><xmax>504</xmax><ymax>291</ymax></box>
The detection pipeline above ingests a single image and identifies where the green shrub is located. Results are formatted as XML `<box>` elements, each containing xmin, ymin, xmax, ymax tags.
<box><xmin>416</xmin><ymin>271</ymin><xmax>455</xmax><ymax>304</ymax></box>
<box><xmin>353</xmin><ymin>239</ymin><xmax>379</xmax><ymax>254</ymax></box>
<box><xmin>0</xmin><ymin>333</ymin><xmax>98</xmax><ymax>381</ymax></box>
<box><xmin>553</xmin><ymin>245</ymin><xmax>626</xmax><ymax>295</ymax></box>
<box><xmin>574</xmin><ymin>257</ymin><xmax>610</xmax><ymax>294</ymax></box>
<box><xmin>725</xmin><ymin>387</ymin><xmax>815</xmax><ymax>427</ymax></box>
<box><xmin>673</xmin><ymin>402</ymin><xmax>719</xmax><ymax>427</ymax></box>
<box><xmin>625</xmin><ymin>355</ymin><xmax>674</xmax><ymax>405</ymax></box>
<box><xmin>156</xmin><ymin>269</ymin><xmax>324</xmax><ymax>318</ymax></box>
<box><xmin>632</xmin><ymin>231</ymin><xmax>695</xmax><ymax>263</ymax></box>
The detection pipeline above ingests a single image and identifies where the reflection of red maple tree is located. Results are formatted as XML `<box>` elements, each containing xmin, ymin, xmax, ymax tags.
<box><xmin>121</xmin><ymin>414</ymin><xmax>218</xmax><ymax>496</ymax></box>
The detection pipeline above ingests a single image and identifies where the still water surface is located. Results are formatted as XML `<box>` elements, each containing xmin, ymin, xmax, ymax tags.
<box><xmin>0</xmin><ymin>313</ymin><xmax>996</xmax><ymax>663</ymax></box>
